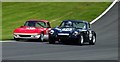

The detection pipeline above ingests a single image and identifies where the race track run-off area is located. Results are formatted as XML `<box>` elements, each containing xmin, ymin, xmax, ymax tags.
<box><xmin>2</xmin><ymin>2</ymin><xmax>118</xmax><ymax>60</ymax></box>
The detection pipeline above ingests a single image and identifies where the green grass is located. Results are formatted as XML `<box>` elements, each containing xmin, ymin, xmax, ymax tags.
<box><xmin>2</xmin><ymin>2</ymin><xmax>111</xmax><ymax>40</ymax></box>
<box><xmin>0</xmin><ymin>2</ymin><xmax>2</xmax><ymax>40</ymax></box>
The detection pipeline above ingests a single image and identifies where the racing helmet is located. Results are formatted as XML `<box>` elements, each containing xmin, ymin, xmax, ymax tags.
<box><xmin>65</xmin><ymin>21</ymin><xmax>72</xmax><ymax>27</ymax></box>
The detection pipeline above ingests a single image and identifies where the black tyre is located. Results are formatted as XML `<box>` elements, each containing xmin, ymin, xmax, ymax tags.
<box><xmin>78</xmin><ymin>35</ymin><xmax>84</xmax><ymax>45</ymax></box>
<box><xmin>38</xmin><ymin>33</ymin><xmax>44</xmax><ymax>42</ymax></box>
<box><xmin>14</xmin><ymin>37</ymin><xmax>20</xmax><ymax>41</ymax></box>
<box><xmin>89</xmin><ymin>35</ymin><xmax>96</xmax><ymax>45</ymax></box>
<box><xmin>49</xmin><ymin>37</ymin><xmax>55</xmax><ymax>44</ymax></box>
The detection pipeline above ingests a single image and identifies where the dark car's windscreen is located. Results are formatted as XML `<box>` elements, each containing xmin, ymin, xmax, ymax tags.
<box><xmin>24</xmin><ymin>21</ymin><xmax>46</xmax><ymax>28</ymax></box>
<box><xmin>59</xmin><ymin>21</ymin><xmax>86</xmax><ymax>29</ymax></box>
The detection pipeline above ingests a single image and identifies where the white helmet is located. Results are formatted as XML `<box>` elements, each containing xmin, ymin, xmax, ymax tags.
<box><xmin>65</xmin><ymin>21</ymin><xmax>72</xmax><ymax>27</ymax></box>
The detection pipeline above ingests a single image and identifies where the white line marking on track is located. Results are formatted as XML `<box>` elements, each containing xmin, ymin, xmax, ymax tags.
<box><xmin>0</xmin><ymin>41</ymin><xmax>17</xmax><ymax>42</ymax></box>
<box><xmin>90</xmin><ymin>0</ymin><xmax>118</xmax><ymax>24</ymax></box>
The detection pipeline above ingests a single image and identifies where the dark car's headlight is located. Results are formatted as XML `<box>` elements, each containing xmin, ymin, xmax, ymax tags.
<box><xmin>73</xmin><ymin>31</ymin><xmax>79</xmax><ymax>36</ymax></box>
<box><xmin>49</xmin><ymin>30</ymin><xmax>54</xmax><ymax>34</ymax></box>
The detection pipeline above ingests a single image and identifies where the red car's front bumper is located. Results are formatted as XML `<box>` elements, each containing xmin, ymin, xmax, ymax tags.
<box><xmin>13</xmin><ymin>33</ymin><xmax>40</xmax><ymax>39</ymax></box>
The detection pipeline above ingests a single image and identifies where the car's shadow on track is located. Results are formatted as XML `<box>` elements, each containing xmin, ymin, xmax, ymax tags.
<box><xmin>5</xmin><ymin>39</ymin><xmax>48</xmax><ymax>42</ymax></box>
<box><xmin>5</xmin><ymin>39</ymin><xmax>94</xmax><ymax>46</ymax></box>
<box><xmin>45</xmin><ymin>42</ymin><xmax>93</xmax><ymax>46</ymax></box>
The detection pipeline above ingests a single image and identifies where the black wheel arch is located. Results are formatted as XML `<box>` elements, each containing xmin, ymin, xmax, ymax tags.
<box><xmin>41</xmin><ymin>31</ymin><xmax>44</xmax><ymax>35</ymax></box>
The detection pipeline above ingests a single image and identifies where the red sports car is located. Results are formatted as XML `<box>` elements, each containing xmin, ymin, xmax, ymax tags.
<box><xmin>13</xmin><ymin>20</ymin><xmax>51</xmax><ymax>41</ymax></box>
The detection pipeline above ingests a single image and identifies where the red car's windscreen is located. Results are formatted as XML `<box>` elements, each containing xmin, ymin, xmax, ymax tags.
<box><xmin>24</xmin><ymin>21</ymin><xmax>46</xmax><ymax>28</ymax></box>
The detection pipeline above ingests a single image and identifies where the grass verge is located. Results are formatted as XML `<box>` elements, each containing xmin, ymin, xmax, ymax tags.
<box><xmin>2</xmin><ymin>2</ymin><xmax>111</xmax><ymax>40</ymax></box>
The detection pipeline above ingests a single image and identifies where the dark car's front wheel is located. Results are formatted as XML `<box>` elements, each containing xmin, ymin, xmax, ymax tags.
<box><xmin>49</xmin><ymin>37</ymin><xmax>55</xmax><ymax>44</ymax></box>
<box><xmin>78</xmin><ymin>35</ymin><xmax>84</xmax><ymax>45</ymax></box>
<box><xmin>89</xmin><ymin>35</ymin><xmax>96</xmax><ymax>45</ymax></box>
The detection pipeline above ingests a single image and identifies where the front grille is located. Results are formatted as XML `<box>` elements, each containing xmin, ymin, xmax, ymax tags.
<box><xmin>19</xmin><ymin>35</ymin><xmax>31</xmax><ymax>37</ymax></box>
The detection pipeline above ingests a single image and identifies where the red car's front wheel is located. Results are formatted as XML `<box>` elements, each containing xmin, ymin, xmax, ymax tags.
<box><xmin>38</xmin><ymin>33</ymin><xmax>44</xmax><ymax>42</ymax></box>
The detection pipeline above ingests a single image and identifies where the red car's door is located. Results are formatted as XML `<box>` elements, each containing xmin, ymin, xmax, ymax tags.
<box><xmin>44</xmin><ymin>22</ymin><xmax>51</xmax><ymax>35</ymax></box>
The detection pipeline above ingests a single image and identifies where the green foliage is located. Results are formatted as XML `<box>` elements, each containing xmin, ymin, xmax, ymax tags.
<box><xmin>2</xmin><ymin>2</ymin><xmax>111</xmax><ymax>40</ymax></box>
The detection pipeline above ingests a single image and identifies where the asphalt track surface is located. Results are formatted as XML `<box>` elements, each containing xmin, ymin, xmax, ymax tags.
<box><xmin>2</xmin><ymin>3</ymin><xmax>118</xmax><ymax>60</ymax></box>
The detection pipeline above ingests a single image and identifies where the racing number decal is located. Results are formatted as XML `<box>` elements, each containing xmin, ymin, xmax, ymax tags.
<box><xmin>62</xmin><ymin>28</ymin><xmax>72</xmax><ymax>31</ymax></box>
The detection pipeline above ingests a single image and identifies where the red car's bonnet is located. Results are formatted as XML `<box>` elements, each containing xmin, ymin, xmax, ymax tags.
<box><xmin>14</xmin><ymin>26</ymin><xmax>44</xmax><ymax>34</ymax></box>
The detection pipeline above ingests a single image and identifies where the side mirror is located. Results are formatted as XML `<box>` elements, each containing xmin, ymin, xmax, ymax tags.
<box><xmin>20</xmin><ymin>26</ymin><xmax>24</xmax><ymax>27</ymax></box>
<box><xmin>56</xmin><ymin>26</ymin><xmax>59</xmax><ymax>28</ymax></box>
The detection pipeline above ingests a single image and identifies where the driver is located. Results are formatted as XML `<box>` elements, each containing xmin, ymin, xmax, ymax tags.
<box><xmin>65</xmin><ymin>21</ymin><xmax>72</xmax><ymax>27</ymax></box>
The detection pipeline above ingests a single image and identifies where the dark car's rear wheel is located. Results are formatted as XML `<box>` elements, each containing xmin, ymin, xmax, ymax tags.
<box><xmin>14</xmin><ymin>37</ymin><xmax>20</xmax><ymax>41</ymax></box>
<box><xmin>78</xmin><ymin>35</ymin><xmax>84</xmax><ymax>45</ymax></box>
<box><xmin>89</xmin><ymin>35</ymin><xmax>96</xmax><ymax>45</ymax></box>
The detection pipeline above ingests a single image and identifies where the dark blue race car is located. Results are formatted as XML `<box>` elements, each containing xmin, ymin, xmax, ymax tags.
<box><xmin>49</xmin><ymin>20</ymin><xmax>96</xmax><ymax>45</ymax></box>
